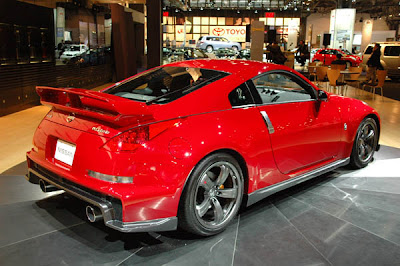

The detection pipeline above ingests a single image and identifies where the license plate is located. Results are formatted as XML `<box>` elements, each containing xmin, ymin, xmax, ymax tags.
<box><xmin>54</xmin><ymin>139</ymin><xmax>76</xmax><ymax>166</ymax></box>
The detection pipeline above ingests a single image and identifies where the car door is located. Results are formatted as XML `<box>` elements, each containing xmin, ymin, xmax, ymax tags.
<box><xmin>249</xmin><ymin>71</ymin><xmax>343</xmax><ymax>175</ymax></box>
<box><xmin>383</xmin><ymin>45</ymin><xmax>400</xmax><ymax>72</ymax></box>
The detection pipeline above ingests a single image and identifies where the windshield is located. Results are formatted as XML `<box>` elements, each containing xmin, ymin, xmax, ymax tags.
<box><xmin>105</xmin><ymin>67</ymin><xmax>229</xmax><ymax>104</ymax></box>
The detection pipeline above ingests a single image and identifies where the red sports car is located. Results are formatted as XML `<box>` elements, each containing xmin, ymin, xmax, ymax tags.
<box><xmin>312</xmin><ymin>48</ymin><xmax>362</xmax><ymax>67</ymax></box>
<box><xmin>26</xmin><ymin>59</ymin><xmax>380</xmax><ymax>236</ymax></box>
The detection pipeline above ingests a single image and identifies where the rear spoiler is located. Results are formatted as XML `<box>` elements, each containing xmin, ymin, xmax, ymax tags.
<box><xmin>36</xmin><ymin>86</ymin><xmax>153</xmax><ymax>126</ymax></box>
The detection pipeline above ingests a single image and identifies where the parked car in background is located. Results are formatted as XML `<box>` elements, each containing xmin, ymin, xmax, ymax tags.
<box><xmin>238</xmin><ymin>49</ymin><xmax>251</xmax><ymax>60</ymax></box>
<box><xmin>60</xmin><ymin>44</ymin><xmax>89</xmax><ymax>63</ymax></box>
<box><xmin>312</xmin><ymin>48</ymin><xmax>362</xmax><ymax>67</ymax></box>
<box><xmin>169</xmin><ymin>47</ymin><xmax>209</xmax><ymax>62</ymax></box>
<box><xmin>215</xmin><ymin>48</ymin><xmax>238</xmax><ymax>59</ymax></box>
<box><xmin>362</xmin><ymin>42</ymin><xmax>400</xmax><ymax>80</ymax></box>
<box><xmin>197</xmin><ymin>36</ymin><xmax>241</xmax><ymax>53</ymax></box>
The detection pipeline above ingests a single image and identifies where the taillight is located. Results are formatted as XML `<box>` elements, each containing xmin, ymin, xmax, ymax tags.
<box><xmin>102</xmin><ymin>119</ymin><xmax>180</xmax><ymax>152</ymax></box>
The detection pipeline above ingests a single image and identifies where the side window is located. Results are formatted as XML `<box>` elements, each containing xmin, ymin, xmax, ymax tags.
<box><xmin>320</xmin><ymin>50</ymin><xmax>328</xmax><ymax>54</ymax></box>
<box><xmin>228</xmin><ymin>83</ymin><xmax>254</xmax><ymax>107</ymax></box>
<box><xmin>384</xmin><ymin>46</ymin><xmax>400</xmax><ymax>56</ymax></box>
<box><xmin>251</xmin><ymin>72</ymin><xmax>314</xmax><ymax>104</ymax></box>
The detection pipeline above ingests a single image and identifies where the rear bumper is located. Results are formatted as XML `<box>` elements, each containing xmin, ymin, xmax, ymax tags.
<box><xmin>26</xmin><ymin>162</ymin><xmax>177</xmax><ymax>233</ymax></box>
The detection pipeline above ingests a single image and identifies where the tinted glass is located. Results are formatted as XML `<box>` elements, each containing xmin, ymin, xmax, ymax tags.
<box><xmin>384</xmin><ymin>46</ymin><xmax>400</xmax><ymax>56</ymax></box>
<box><xmin>105</xmin><ymin>67</ymin><xmax>229</xmax><ymax>104</ymax></box>
<box><xmin>320</xmin><ymin>50</ymin><xmax>328</xmax><ymax>54</ymax></box>
<box><xmin>228</xmin><ymin>83</ymin><xmax>254</xmax><ymax>107</ymax></box>
<box><xmin>252</xmin><ymin>73</ymin><xmax>313</xmax><ymax>104</ymax></box>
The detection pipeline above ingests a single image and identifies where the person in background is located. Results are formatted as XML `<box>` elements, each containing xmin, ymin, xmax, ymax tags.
<box><xmin>270</xmin><ymin>42</ymin><xmax>287</xmax><ymax>65</ymax></box>
<box><xmin>295</xmin><ymin>40</ymin><xmax>309</xmax><ymax>66</ymax></box>
<box><xmin>331</xmin><ymin>53</ymin><xmax>347</xmax><ymax>66</ymax></box>
<box><xmin>352</xmin><ymin>47</ymin><xmax>357</xmax><ymax>54</ymax></box>
<box><xmin>365</xmin><ymin>43</ymin><xmax>382</xmax><ymax>85</ymax></box>
<box><xmin>57</xmin><ymin>40</ymin><xmax>65</xmax><ymax>58</ymax></box>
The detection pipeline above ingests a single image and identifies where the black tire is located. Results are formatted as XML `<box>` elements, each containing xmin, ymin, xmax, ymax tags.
<box><xmin>206</xmin><ymin>45</ymin><xmax>213</xmax><ymax>53</ymax></box>
<box><xmin>349</xmin><ymin>118</ymin><xmax>379</xmax><ymax>169</ymax></box>
<box><xmin>178</xmin><ymin>153</ymin><xmax>244</xmax><ymax>236</ymax></box>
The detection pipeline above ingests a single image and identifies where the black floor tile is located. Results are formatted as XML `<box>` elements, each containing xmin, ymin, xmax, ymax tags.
<box><xmin>288</xmin><ymin>208</ymin><xmax>400</xmax><ymax>265</ymax></box>
<box><xmin>119</xmin><ymin>220</ymin><xmax>238</xmax><ymax>266</ymax></box>
<box><xmin>0</xmin><ymin>175</ymin><xmax>60</xmax><ymax>206</ymax></box>
<box><xmin>0</xmin><ymin>194</ymin><xmax>85</xmax><ymax>248</ymax></box>
<box><xmin>0</xmin><ymin>222</ymin><xmax>148</xmax><ymax>266</ymax></box>
<box><xmin>233</xmin><ymin>201</ymin><xmax>330</xmax><ymax>266</ymax></box>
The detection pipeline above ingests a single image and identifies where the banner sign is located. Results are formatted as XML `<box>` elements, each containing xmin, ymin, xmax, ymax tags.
<box><xmin>209</xmin><ymin>26</ymin><xmax>247</xmax><ymax>42</ymax></box>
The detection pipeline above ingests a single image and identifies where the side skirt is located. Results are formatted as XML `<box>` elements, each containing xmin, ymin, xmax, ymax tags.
<box><xmin>246</xmin><ymin>158</ymin><xmax>350</xmax><ymax>206</ymax></box>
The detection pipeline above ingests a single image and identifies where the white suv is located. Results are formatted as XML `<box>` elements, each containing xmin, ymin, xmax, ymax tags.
<box><xmin>362</xmin><ymin>42</ymin><xmax>400</xmax><ymax>79</ymax></box>
<box><xmin>196</xmin><ymin>36</ymin><xmax>241</xmax><ymax>53</ymax></box>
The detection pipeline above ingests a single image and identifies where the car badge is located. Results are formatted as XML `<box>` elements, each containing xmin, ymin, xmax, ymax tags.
<box><xmin>66</xmin><ymin>114</ymin><xmax>75</xmax><ymax>123</ymax></box>
<box><xmin>92</xmin><ymin>126</ymin><xmax>110</xmax><ymax>135</ymax></box>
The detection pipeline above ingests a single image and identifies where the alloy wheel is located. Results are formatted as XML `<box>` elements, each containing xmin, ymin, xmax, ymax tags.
<box><xmin>194</xmin><ymin>162</ymin><xmax>242</xmax><ymax>229</ymax></box>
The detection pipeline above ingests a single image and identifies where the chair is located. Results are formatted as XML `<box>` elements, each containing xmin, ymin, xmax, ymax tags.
<box><xmin>315</xmin><ymin>66</ymin><xmax>328</xmax><ymax>89</ymax></box>
<box><xmin>307</xmin><ymin>62</ymin><xmax>317</xmax><ymax>81</ymax></box>
<box><xmin>331</xmin><ymin>64</ymin><xmax>346</xmax><ymax>71</ymax></box>
<box><xmin>345</xmin><ymin>66</ymin><xmax>362</xmax><ymax>95</ymax></box>
<box><xmin>327</xmin><ymin>68</ymin><xmax>346</xmax><ymax>95</ymax></box>
<box><xmin>362</xmin><ymin>70</ymin><xmax>388</xmax><ymax>99</ymax></box>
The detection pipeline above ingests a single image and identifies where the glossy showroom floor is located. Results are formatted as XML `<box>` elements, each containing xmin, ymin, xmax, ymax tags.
<box><xmin>1</xmin><ymin>83</ymin><xmax>400</xmax><ymax>265</ymax></box>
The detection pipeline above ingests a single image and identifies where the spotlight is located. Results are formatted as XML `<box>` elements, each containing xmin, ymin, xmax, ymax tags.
<box><xmin>237</xmin><ymin>10</ymin><xmax>240</xmax><ymax>14</ymax></box>
<box><xmin>217</xmin><ymin>7</ymin><xmax>220</xmax><ymax>10</ymax></box>
<box><xmin>294</xmin><ymin>7</ymin><xmax>297</xmax><ymax>11</ymax></box>
<box><xmin>307</xmin><ymin>7</ymin><xmax>310</xmax><ymax>11</ymax></box>
<box><xmin>267</xmin><ymin>7</ymin><xmax>270</xmax><ymax>10</ymax></box>
<box><xmin>255</xmin><ymin>10</ymin><xmax>258</xmax><ymax>13</ymax></box>
<box><xmin>200</xmin><ymin>6</ymin><xmax>204</xmax><ymax>10</ymax></box>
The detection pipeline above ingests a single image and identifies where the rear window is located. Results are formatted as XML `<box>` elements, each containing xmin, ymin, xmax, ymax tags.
<box><xmin>105</xmin><ymin>67</ymin><xmax>229</xmax><ymax>104</ymax></box>
<box><xmin>364</xmin><ymin>46</ymin><xmax>373</xmax><ymax>55</ymax></box>
<box><xmin>384</xmin><ymin>46</ymin><xmax>400</xmax><ymax>56</ymax></box>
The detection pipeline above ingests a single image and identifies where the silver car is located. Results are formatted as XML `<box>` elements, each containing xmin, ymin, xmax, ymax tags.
<box><xmin>196</xmin><ymin>36</ymin><xmax>241</xmax><ymax>53</ymax></box>
<box><xmin>362</xmin><ymin>42</ymin><xmax>400</xmax><ymax>79</ymax></box>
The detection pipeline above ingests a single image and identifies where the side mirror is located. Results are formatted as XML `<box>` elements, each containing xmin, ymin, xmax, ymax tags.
<box><xmin>318</xmin><ymin>90</ymin><xmax>328</xmax><ymax>101</ymax></box>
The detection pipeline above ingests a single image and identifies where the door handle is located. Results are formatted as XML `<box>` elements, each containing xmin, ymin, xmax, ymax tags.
<box><xmin>260</xmin><ymin>111</ymin><xmax>275</xmax><ymax>134</ymax></box>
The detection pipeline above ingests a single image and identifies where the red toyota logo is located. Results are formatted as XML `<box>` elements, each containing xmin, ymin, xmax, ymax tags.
<box><xmin>212</xmin><ymin>27</ymin><xmax>225</xmax><ymax>36</ymax></box>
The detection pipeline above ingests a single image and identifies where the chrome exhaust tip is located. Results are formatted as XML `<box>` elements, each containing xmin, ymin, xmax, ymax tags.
<box><xmin>39</xmin><ymin>179</ymin><xmax>61</xmax><ymax>193</ymax></box>
<box><xmin>86</xmin><ymin>205</ymin><xmax>103</xmax><ymax>223</ymax></box>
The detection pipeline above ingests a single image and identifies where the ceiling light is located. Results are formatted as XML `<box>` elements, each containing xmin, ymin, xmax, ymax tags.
<box><xmin>175</xmin><ymin>8</ymin><xmax>179</xmax><ymax>13</ymax></box>
<box><xmin>307</xmin><ymin>7</ymin><xmax>310</xmax><ymax>11</ymax></box>
<box><xmin>217</xmin><ymin>7</ymin><xmax>220</xmax><ymax>10</ymax></box>
<box><xmin>255</xmin><ymin>10</ymin><xmax>258</xmax><ymax>13</ymax></box>
<box><xmin>294</xmin><ymin>7</ymin><xmax>297</xmax><ymax>11</ymax></box>
<box><xmin>200</xmin><ymin>6</ymin><xmax>204</xmax><ymax>10</ymax></box>
<box><xmin>237</xmin><ymin>10</ymin><xmax>240</xmax><ymax>13</ymax></box>
<box><xmin>267</xmin><ymin>7</ymin><xmax>271</xmax><ymax>11</ymax></box>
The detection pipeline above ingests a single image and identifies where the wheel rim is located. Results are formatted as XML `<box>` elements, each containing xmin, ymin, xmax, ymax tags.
<box><xmin>232</xmin><ymin>46</ymin><xmax>238</xmax><ymax>51</ymax></box>
<box><xmin>194</xmin><ymin>162</ymin><xmax>242</xmax><ymax>229</ymax></box>
<box><xmin>357</xmin><ymin>121</ymin><xmax>377</xmax><ymax>163</ymax></box>
<box><xmin>206</xmin><ymin>46</ymin><xmax>213</xmax><ymax>53</ymax></box>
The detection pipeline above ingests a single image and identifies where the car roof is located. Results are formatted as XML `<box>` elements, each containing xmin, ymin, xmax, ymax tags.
<box><xmin>162</xmin><ymin>59</ymin><xmax>295</xmax><ymax>83</ymax></box>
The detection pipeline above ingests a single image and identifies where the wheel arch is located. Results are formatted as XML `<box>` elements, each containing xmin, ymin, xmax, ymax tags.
<box><xmin>365</xmin><ymin>113</ymin><xmax>381</xmax><ymax>148</ymax></box>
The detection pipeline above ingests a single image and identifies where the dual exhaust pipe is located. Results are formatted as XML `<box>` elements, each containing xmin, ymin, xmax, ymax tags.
<box><xmin>39</xmin><ymin>179</ymin><xmax>103</xmax><ymax>223</ymax></box>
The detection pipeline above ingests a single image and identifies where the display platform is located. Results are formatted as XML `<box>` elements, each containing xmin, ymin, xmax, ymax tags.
<box><xmin>1</xmin><ymin>145</ymin><xmax>400</xmax><ymax>265</ymax></box>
